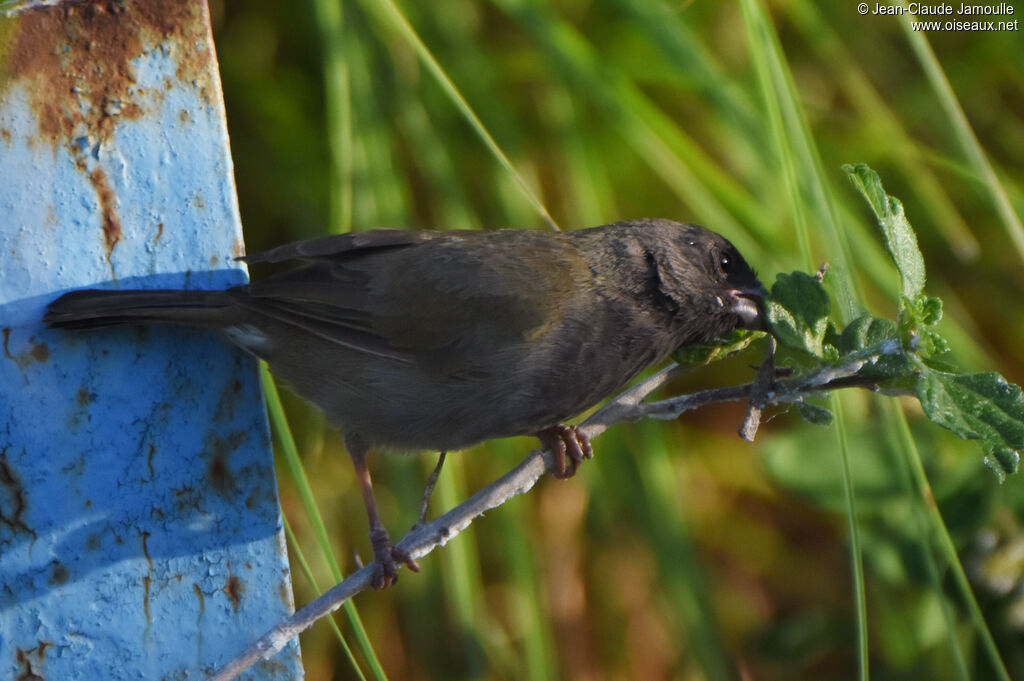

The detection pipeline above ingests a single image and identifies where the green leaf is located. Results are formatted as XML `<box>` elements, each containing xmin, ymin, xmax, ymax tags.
<box><xmin>915</xmin><ymin>329</ymin><xmax>951</xmax><ymax>358</ymax></box>
<box><xmin>919</xmin><ymin>351</ymin><xmax>960</xmax><ymax>374</ymax></box>
<box><xmin>843</xmin><ymin>163</ymin><xmax>926</xmax><ymax>301</ymax></box>
<box><xmin>838</xmin><ymin>315</ymin><xmax>910</xmax><ymax>379</ymax></box>
<box><xmin>916</xmin><ymin>371</ymin><xmax>1024</xmax><ymax>476</ymax></box>
<box><xmin>797</xmin><ymin>401</ymin><xmax>834</xmax><ymax>426</ymax></box>
<box><xmin>838</xmin><ymin>315</ymin><xmax>899</xmax><ymax>354</ymax></box>
<box><xmin>672</xmin><ymin>330</ymin><xmax>763</xmax><ymax>366</ymax></box>
<box><xmin>919</xmin><ymin>296</ymin><xmax>943</xmax><ymax>326</ymax></box>
<box><xmin>983</xmin><ymin>446</ymin><xmax>1020</xmax><ymax>483</ymax></box>
<box><xmin>766</xmin><ymin>271</ymin><xmax>831</xmax><ymax>357</ymax></box>
<box><xmin>898</xmin><ymin>295</ymin><xmax>946</xmax><ymax>353</ymax></box>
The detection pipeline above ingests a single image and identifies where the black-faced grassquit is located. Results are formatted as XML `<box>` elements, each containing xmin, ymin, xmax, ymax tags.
<box><xmin>45</xmin><ymin>218</ymin><xmax>766</xmax><ymax>588</ymax></box>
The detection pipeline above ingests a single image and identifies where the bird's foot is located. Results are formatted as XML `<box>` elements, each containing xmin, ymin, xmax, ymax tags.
<box><xmin>536</xmin><ymin>424</ymin><xmax>593</xmax><ymax>479</ymax></box>
<box><xmin>369</xmin><ymin>526</ymin><xmax>420</xmax><ymax>589</ymax></box>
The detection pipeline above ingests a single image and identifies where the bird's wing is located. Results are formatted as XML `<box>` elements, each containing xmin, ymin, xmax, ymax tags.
<box><xmin>238</xmin><ymin>229</ymin><xmax>442</xmax><ymax>264</ymax></box>
<box><xmin>238</xmin><ymin>230</ymin><xmax>592</xmax><ymax>371</ymax></box>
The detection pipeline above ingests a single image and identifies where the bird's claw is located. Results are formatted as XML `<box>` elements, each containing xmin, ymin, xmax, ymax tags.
<box><xmin>369</xmin><ymin>527</ymin><xmax>419</xmax><ymax>589</ymax></box>
<box><xmin>537</xmin><ymin>424</ymin><xmax>593</xmax><ymax>479</ymax></box>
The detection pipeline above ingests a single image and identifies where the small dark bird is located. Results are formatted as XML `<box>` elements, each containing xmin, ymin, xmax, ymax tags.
<box><xmin>44</xmin><ymin>218</ymin><xmax>766</xmax><ymax>588</ymax></box>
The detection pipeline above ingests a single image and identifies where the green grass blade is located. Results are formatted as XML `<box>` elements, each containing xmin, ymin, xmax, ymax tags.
<box><xmin>785</xmin><ymin>0</ymin><xmax>979</xmax><ymax>260</ymax></box>
<box><xmin>358</xmin><ymin>0</ymin><xmax>559</xmax><ymax>230</ymax></box>
<box><xmin>536</xmin><ymin>86</ymin><xmax>618</xmax><ymax>227</ymax></box>
<box><xmin>900</xmin><ymin>422</ymin><xmax>1011</xmax><ymax>677</ymax></box>
<box><xmin>493</xmin><ymin>0</ymin><xmax>777</xmax><ymax>261</ymax></box>
<box><xmin>832</xmin><ymin>397</ymin><xmax>870</xmax><ymax>679</ymax></box>
<box><xmin>634</xmin><ymin>423</ymin><xmax>735</xmax><ymax>681</ymax></box>
<box><xmin>898</xmin><ymin>4</ymin><xmax>1024</xmax><ymax>263</ymax></box>
<box><xmin>261</xmin><ymin>362</ymin><xmax>388</xmax><ymax>681</ymax></box>
<box><xmin>890</xmin><ymin>402</ymin><xmax>1012</xmax><ymax>681</ymax></box>
<box><xmin>489</xmin><ymin>442</ymin><xmax>558</xmax><ymax>681</ymax></box>
<box><xmin>311</xmin><ymin>0</ymin><xmax>353</xmax><ymax>234</ymax></box>
<box><xmin>739</xmin><ymin>0</ymin><xmax>859</xmax><ymax>321</ymax></box>
<box><xmin>606</xmin><ymin>0</ymin><xmax>772</xmax><ymax>175</ymax></box>
<box><xmin>740</xmin><ymin>0</ymin><xmax>811</xmax><ymax>269</ymax></box>
<box><xmin>283</xmin><ymin>514</ymin><xmax>364</xmax><ymax>678</ymax></box>
<box><xmin>616</xmin><ymin>0</ymin><xmax>907</xmax><ymax>301</ymax></box>
<box><xmin>881</xmin><ymin>400</ymin><xmax>971</xmax><ymax>680</ymax></box>
<box><xmin>345</xmin><ymin>24</ymin><xmax>410</xmax><ymax>228</ymax></box>
<box><xmin>433</xmin><ymin>455</ymin><xmax>490</xmax><ymax>677</ymax></box>
<box><xmin>394</xmin><ymin>96</ymin><xmax>477</xmax><ymax>230</ymax></box>
<box><xmin>739</xmin><ymin>1</ymin><xmax>868</xmax><ymax>677</ymax></box>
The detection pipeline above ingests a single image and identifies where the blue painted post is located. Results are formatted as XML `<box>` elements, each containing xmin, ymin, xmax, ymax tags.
<box><xmin>0</xmin><ymin>2</ymin><xmax>302</xmax><ymax>679</ymax></box>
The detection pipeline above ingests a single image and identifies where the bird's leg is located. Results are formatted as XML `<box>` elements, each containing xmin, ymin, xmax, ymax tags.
<box><xmin>416</xmin><ymin>451</ymin><xmax>447</xmax><ymax>526</ymax></box>
<box><xmin>535</xmin><ymin>425</ymin><xmax>593</xmax><ymax>479</ymax></box>
<box><xmin>345</xmin><ymin>433</ymin><xmax>420</xmax><ymax>589</ymax></box>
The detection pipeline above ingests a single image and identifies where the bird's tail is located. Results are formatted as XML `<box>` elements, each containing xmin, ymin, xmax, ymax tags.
<box><xmin>43</xmin><ymin>288</ymin><xmax>240</xmax><ymax>330</ymax></box>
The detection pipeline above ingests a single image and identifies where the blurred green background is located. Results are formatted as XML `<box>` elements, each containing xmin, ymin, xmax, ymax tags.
<box><xmin>209</xmin><ymin>0</ymin><xmax>1024</xmax><ymax>679</ymax></box>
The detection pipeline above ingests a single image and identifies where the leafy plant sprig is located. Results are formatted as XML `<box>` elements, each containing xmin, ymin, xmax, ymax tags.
<box><xmin>763</xmin><ymin>163</ymin><xmax>1024</xmax><ymax>481</ymax></box>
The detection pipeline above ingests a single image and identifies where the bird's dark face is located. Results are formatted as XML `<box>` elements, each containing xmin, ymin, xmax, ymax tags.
<box><xmin>644</xmin><ymin>221</ymin><xmax>767</xmax><ymax>342</ymax></box>
<box><xmin>698</xmin><ymin>232</ymin><xmax>766</xmax><ymax>331</ymax></box>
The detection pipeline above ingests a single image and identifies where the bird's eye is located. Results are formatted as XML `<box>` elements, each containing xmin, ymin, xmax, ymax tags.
<box><xmin>718</xmin><ymin>253</ymin><xmax>731</xmax><ymax>276</ymax></box>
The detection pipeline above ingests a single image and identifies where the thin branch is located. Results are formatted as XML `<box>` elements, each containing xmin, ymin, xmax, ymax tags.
<box><xmin>739</xmin><ymin>336</ymin><xmax>778</xmax><ymax>441</ymax></box>
<box><xmin>206</xmin><ymin>342</ymin><xmax>907</xmax><ymax>681</ymax></box>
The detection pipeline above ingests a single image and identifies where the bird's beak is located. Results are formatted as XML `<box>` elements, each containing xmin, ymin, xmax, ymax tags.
<box><xmin>728</xmin><ymin>284</ymin><xmax>768</xmax><ymax>331</ymax></box>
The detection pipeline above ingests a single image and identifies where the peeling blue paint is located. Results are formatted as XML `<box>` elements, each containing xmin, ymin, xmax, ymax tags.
<box><xmin>0</xmin><ymin>2</ymin><xmax>302</xmax><ymax>679</ymax></box>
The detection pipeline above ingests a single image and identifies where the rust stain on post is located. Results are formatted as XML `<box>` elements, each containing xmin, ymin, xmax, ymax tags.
<box><xmin>140</xmin><ymin>529</ymin><xmax>154</xmax><ymax>572</ymax></box>
<box><xmin>87</xmin><ymin>166</ymin><xmax>123</xmax><ymax>263</ymax></box>
<box><xmin>0</xmin><ymin>448</ymin><xmax>34</xmax><ymax>540</ymax></box>
<box><xmin>15</xmin><ymin>641</ymin><xmax>52</xmax><ymax>681</ymax></box>
<box><xmin>5</xmin><ymin>0</ymin><xmax>211</xmax><ymax>143</ymax></box>
<box><xmin>277</xmin><ymin>579</ymin><xmax>293</xmax><ymax>610</ymax></box>
<box><xmin>48</xmin><ymin>561</ymin><xmax>70</xmax><ymax>585</ymax></box>
<box><xmin>142</xmin><ymin>574</ymin><xmax>152</xmax><ymax>627</ymax></box>
<box><xmin>193</xmin><ymin>582</ymin><xmax>205</xmax><ymax>615</ymax></box>
<box><xmin>2</xmin><ymin>328</ymin><xmax>13</xmax><ymax>361</ymax></box>
<box><xmin>203</xmin><ymin>429</ymin><xmax>248</xmax><ymax>498</ymax></box>
<box><xmin>2</xmin><ymin>328</ymin><xmax>51</xmax><ymax>370</ymax></box>
<box><xmin>29</xmin><ymin>341</ymin><xmax>49</xmax><ymax>363</ymax></box>
<box><xmin>223</xmin><ymin>574</ymin><xmax>244</xmax><ymax>612</ymax></box>
<box><xmin>3</xmin><ymin>0</ymin><xmax>214</xmax><ymax>266</ymax></box>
